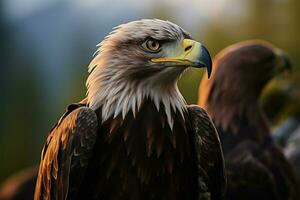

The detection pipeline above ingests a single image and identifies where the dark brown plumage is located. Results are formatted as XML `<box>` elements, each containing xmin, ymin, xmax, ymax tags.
<box><xmin>34</xmin><ymin>19</ymin><xmax>226</xmax><ymax>200</ymax></box>
<box><xmin>34</xmin><ymin>100</ymin><xmax>226</xmax><ymax>200</ymax></box>
<box><xmin>34</xmin><ymin>100</ymin><xmax>225</xmax><ymax>200</ymax></box>
<box><xmin>198</xmin><ymin>40</ymin><xmax>298</xmax><ymax>200</ymax></box>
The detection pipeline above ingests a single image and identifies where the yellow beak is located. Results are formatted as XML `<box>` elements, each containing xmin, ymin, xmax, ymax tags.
<box><xmin>151</xmin><ymin>39</ymin><xmax>212</xmax><ymax>78</ymax></box>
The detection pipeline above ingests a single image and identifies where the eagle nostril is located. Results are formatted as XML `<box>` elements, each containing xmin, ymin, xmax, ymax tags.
<box><xmin>184</xmin><ymin>45</ymin><xmax>192</xmax><ymax>52</ymax></box>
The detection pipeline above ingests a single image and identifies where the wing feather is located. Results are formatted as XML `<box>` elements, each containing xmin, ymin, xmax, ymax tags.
<box><xmin>34</xmin><ymin>106</ymin><xmax>98</xmax><ymax>200</ymax></box>
<box><xmin>187</xmin><ymin>105</ymin><xmax>226</xmax><ymax>200</ymax></box>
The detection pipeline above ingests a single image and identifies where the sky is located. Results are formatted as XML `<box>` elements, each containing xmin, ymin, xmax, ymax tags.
<box><xmin>3</xmin><ymin>0</ymin><xmax>244</xmax><ymax>27</ymax></box>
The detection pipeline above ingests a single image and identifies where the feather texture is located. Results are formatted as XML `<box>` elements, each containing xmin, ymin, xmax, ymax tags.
<box><xmin>34</xmin><ymin>105</ymin><xmax>98</xmax><ymax>200</ymax></box>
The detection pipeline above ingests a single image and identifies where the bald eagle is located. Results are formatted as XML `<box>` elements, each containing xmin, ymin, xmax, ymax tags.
<box><xmin>198</xmin><ymin>40</ymin><xmax>298</xmax><ymax>200</ymax></box>
<box><xmin>34</xmin><ymin>19</ymin><xmax>226</xmax><ymax>200</ymax></box>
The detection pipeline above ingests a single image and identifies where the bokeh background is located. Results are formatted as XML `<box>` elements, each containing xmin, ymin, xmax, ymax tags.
<box><xmin>0</xmin><ymin>0</ymin><xmax>299</xmax><ymax>183</ymax></box>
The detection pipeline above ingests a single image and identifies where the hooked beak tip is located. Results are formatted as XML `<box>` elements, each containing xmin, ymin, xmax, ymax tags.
<box><xmin>199</xmin><ymin>45</ymin><xmax>212</xmax><ymax>78</ymax></box>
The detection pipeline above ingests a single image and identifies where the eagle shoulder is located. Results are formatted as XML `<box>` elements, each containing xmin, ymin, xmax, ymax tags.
<box><xmin>34</xmin><ymin>104</ymin><xmax>98</xmax><ymax>200</ymax></box>
<box><xmin>187</xmin><ymin>105</ymin><xmax>227</xmax><ymax>200</ymax></box>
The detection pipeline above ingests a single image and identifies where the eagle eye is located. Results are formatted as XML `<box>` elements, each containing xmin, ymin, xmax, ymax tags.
<box><xmin>142</xmin><ymin>38</ymin><xmax>162</xmax><ymax>53</ymax></box>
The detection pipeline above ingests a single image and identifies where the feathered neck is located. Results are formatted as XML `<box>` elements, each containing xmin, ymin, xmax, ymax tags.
<box><xmin>206</xmin><ymin>92</ymin><xmax>270</xmax><ymax>138</ymax></box>
<box><xmin>86</xmin><ymin>66</ymin><xmax>187</xmax><ymax>130</ymax></box>
<box><xmin>199</xmin><ymin>59</ymin><xmax>270</xmax><ymax>137</ymax></box>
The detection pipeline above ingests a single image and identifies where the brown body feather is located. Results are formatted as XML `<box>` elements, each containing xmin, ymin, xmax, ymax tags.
<box><xmin>34</xmin><ymin>100</ymin><xmax>226</xmax><ymax>200</ymax></box>
<box><xmin>79</xmin><ymin>99</ymin><xmax>197</xmax><ymax>200</ymax></box>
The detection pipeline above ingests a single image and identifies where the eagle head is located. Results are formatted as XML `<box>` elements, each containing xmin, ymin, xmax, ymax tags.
<box><xmin>199</xmin><ymin>40</ymin><xmax>291</xmax><ymax>132</ymax></box>
<box><xmin>199</xmin><ymin>40</ymin><xmax>291</xmax><ymax>106</ymax></box>
<box><xmin>86</xmin><ymin>19</ymin><xmax>211</xmax><ymax>126</ymax></box>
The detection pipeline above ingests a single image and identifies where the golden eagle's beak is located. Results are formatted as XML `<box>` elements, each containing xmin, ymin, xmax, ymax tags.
<box><xmin>274</xmin><ymin>49</ymin><xmax>292</xmax><ymax>73</ymax></box>
<box><xmin>151</xmin><ymin>39</ymin><xmax>212</xmax><ymax>78</ymax></box>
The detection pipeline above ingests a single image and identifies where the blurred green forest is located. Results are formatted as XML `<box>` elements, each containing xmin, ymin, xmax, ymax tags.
<box><xmin>179</xmin><ymin>0</ymin><xmax>300</xmax><ymax>103</ymax></box>
<box><xmin>0</xmin><ymin>0</ymin><xmax>299</xmax><ymax>183</ymax></box>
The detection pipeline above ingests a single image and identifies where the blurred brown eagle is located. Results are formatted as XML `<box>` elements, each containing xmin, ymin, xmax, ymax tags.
<box><xmin>34</xmin><ymin>19</ymin><xmax>226</xmax><ymax>200</ymax></box>
<box><xmin>198</xmin><ymin>40</ymin><xmax>298</xmax><ymax>200</ymax></box>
